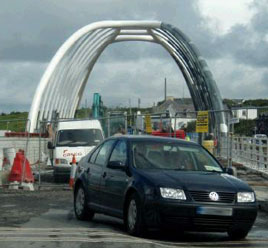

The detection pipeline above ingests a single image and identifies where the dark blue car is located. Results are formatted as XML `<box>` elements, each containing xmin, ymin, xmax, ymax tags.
<box><xmin>73</xmin><ymin>136</ymin><xmax>257</xmax><ymax>239</ymax></box>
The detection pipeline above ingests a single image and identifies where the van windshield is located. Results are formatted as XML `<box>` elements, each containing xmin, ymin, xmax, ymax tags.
<box><xmin>56</xmin><ymin>129</ymin><xmax>103</xmax><ymax>147</ymax></box>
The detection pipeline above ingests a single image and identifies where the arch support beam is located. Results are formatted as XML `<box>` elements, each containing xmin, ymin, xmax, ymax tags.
<box><xmin>28</xmin><ymin>20</ymin><xmax>226</xmax><ymax>133</ymax></box>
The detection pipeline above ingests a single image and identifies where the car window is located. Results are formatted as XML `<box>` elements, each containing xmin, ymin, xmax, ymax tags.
<box><xmin>94</xmin><ymin>140</ymin><xmax>115</xmax><ymax>166</ymax></box>
<box><xmin>131</xmin><ymin>140</ymin><xmax>223</xmax><ymax>172</ymax></box>
<box><xmin>89</xmin><ymin>146</ymin><xmax>101</xmax><ymax>163</ymax></box>
<box><xmin>109</xmin><ymin>140</ymin><xmax>127</xmax><ymax>166</ymax></box>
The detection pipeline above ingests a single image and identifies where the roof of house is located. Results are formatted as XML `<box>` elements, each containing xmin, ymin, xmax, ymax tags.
<box><xmin>153</xmin><ymin>98</ymin><xmax>195</xmax><ymax>117</ymax></box>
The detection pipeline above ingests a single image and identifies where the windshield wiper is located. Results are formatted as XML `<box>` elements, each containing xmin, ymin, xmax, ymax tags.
<box><xmin>207</xmin><ymin>170</ymin><xmax>223</xmax><ymax>173</ymax></box>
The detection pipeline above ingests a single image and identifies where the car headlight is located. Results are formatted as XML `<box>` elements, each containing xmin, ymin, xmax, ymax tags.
<box><xmin>160</xmin><ymin>188</ymin><xmax>186</xmax><ymax>200</ymax></box>
<box><xmin>237</xmin><ymin>192</ymin><xmax>255</xmax><ymax>203</ymax></box>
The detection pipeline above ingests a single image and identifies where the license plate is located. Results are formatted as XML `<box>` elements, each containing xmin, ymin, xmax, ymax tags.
<box><xmin>197</xmin><ymin>207</ymin><xmax>233</xmax><ymax>216</ymax></box>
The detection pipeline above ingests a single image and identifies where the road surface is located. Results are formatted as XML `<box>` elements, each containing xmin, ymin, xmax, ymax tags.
<box><xmin>0</xmin><ymin>189</ymin><xmax>267</xmax><ymax>248</ymax></box>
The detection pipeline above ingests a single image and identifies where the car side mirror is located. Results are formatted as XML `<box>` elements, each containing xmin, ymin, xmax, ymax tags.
<box><xmin>107</xmin><ymin>161</ymin><xmax>126</xmax><ymax>170</ymax></box>
<box><xmin>47</xmin><ymin>141</ymin><xmax>54</xmax><ymax>149</ymax></box>
<box><xmin>224</xmin><ymin>167</ymin><xmax>234</xmax><ymax>175</ymax></box>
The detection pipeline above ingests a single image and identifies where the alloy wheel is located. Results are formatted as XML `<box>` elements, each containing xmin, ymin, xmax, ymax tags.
<box><xmin>75</xmin><ymin>187</ymin><xmax>85</xmax><ymax>216</ymax></box>
<box><xmin>128</xmin><ymin>199</ymin><xmax>137</xmax><ymax>231</ymax></box>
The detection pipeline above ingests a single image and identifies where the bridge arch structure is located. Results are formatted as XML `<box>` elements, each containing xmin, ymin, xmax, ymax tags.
<box><xmin>29</xmin><ymin>20</ymin><xmax>226</xmax><ymax>133</ymax></box>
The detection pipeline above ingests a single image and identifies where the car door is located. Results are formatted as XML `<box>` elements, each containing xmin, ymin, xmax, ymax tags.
<box><xmin>86</xmin><ymin>139</ymin><xmax>115</xmax><ymax>209</ymax></box>
<box><xmin>100</xmin><ymin>139</ymin><xmax>129</xmax><ymax>217</ymax></box>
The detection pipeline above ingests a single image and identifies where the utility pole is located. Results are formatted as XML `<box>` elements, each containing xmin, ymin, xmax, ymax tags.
<box><xmin>85</xmin><ymin>99</ymin><xmax>87</xmax><ymax>118</ymax></box>
<box><xmin>129</xmin><ymin>98</ymin><xmax>132</xmax><ymax>125</ymax></box>
<box><xmin>182</xmin><ymin>82</ymin><xmax>185</xmax><ymax>105</ymax></box>
<box><xmin>164</xmin><ymin>78</ymin><xmax>167</xmax><ymax>102</ymax></box>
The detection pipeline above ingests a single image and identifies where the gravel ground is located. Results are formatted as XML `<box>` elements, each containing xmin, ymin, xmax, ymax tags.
<box><xmin>0</xmin><ymin>188</ymin><xmax>72</xmax><ymax>227</ymax></box>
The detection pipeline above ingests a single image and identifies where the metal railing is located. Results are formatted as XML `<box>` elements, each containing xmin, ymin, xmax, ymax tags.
<box><xmin>1</xmin><ymin>107</ymin><xmax>268</xmax><ymax>189</ymax></box>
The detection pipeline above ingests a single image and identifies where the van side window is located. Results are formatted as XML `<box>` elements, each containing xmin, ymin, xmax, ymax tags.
<box><xmin>94</xmin><ymin>140</ymin><xmax>115</xmax><ymax>166</ymax></box>
<box><xmin>89</xmin><ymin>146</ymin><xmax>101</xmax><ymax>163</ymax></box>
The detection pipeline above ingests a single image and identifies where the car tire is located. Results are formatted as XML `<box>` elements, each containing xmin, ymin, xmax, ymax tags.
<box><xmin>227</xmin><ymin>229</ymin><xmax>249</xmax><ymax>240</ymax></box>
<box><xmin>125</xmin><ymin>193</ymin><xmax>145</xmax><ymax>236</ymax></box>
<box><xmin>74</xmin><ymin>184</ymin><xmax>94</xmax><ymax>221</ymax></box>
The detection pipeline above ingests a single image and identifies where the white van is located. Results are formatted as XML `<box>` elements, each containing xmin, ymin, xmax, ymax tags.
<box><xmin>48</xmin><ymin>120</ymin><xmax>104</xmax><ymax>181</ymax></box>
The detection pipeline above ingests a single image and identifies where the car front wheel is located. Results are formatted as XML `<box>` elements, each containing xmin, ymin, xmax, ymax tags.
<box><xmin>74</xmin><ymin>184</ymin><xmax>94</xmax><ymax>221</ymax></box>
<box><xmin>125</xmin><ymin>193</ymin><xmax>145</xmax><ymax>236</ymax></box>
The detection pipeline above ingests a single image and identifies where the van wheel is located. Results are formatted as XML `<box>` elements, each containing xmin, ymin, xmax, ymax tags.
<box><xmin>124</xmin><ymin>193</ymin><xmax>145</xmax><ymax>236</ymax></box>
<box><xmin>74</xmin><ymin>184</ymin><xmax>94</xmax><ymax>221</ymax></box>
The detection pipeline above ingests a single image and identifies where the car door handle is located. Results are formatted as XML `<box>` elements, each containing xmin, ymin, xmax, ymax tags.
<box><xmin>102</xmin><ymin>172</ymin><xmax>107</xmax><ymax>178</ymax></box>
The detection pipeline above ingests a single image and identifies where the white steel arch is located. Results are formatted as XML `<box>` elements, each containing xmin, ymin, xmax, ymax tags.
<box><xmin>28</xmin><ymin>20</ymin><xmax>226</xmax><ymax>133</ymax></box>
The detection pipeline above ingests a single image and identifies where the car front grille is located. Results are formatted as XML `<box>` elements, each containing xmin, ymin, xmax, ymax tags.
<box><xmin>193</xmin><ymin>217</ymin><xmax>233</xmax><ymax>228</ymax></box>
<box><xmin>189</xmin><ymin>191</ymin><xmax>236</xmax><ymax>203</ymax></box>
<box><xmin>163</xmin><ymin>216</ymin><xmax>234</xmax><ymax>231</ymax></box>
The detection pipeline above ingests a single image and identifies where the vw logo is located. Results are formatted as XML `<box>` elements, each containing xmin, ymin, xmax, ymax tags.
<box><xmin>209</xmin><ymin>192</ymin><xmax>219</xmax><ymax>201</ymax></box>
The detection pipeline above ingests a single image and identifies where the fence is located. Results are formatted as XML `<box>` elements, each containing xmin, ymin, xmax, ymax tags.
<box><xmin>1</xmin><ymin>107</ymin><xmax>268</xmax><ymax>188</ymax></box>
<box><xmin>0</xmin><ymin>136</ymin><xmax>48</xmax><ymax>164</ymax></box>
<box><xmin>233</xmin><ymin>137</ymin><xmax>268</xmax><ymax>171</ymax></box>
<box><xmin>0</xmin><ymin>119</ymin><xmax>33</xmax><ymax>187</ymax></box>
<box><xmin>218</xmin><ymin>106</ymin><xmax>268</xmax><ymax>173</ymax></box>
<box><xmin>217</xmin><ymin>135</ymin><xmax>268</xmax><ymax>172</ymax></box>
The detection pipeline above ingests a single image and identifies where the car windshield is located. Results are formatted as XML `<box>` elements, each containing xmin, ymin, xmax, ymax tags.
<box><xmin>56</xmin><ymin>129</ymin><xmax>103</xmax><ymax>147</ymax></box>
<box><xmin>131</xmin><ymin>140</ymin><xmax>223</xmax><ymax>172</ymax></box>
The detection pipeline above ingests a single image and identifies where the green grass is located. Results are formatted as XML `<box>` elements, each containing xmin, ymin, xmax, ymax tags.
<box><xmin>0</xmin><ymin>112</ymin><xmax>28</xmax><ymax>132</ymax></box>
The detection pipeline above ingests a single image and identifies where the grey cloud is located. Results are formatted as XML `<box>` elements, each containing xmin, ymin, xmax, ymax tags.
<box><xmin>0</xmin><ymin>62</ymin><xmax>46</xmax><ymax>112</ymax></box>
<box><xmin>0</xmin><ymin>0</ymin><xmax>267</xmax><ymax>114</ymax></box>
<box><xmin>82</xmin><ymin>57</ymin><xmax>186</xmax><ymax>108</ymax></box>
<box><xmin>1</xmin><ymin>0</ymin><xmax>266</xmax><ymax>68</ymax></box>
<box><xmin>0</xmin><ymin>0</ymin><xmax>210</xmax><ymax>63</ymax></box>
<box><xmin>205</xmin><ymin>0</ymin><xmax>268</xmax><ymax>68</ymax></box>
<box><xmin>207</xmin><ymin>57</ymin><xmax>268</xmax><ymax>99</ymax></box>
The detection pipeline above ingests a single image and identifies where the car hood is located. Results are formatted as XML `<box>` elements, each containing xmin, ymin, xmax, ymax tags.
<box><xmin>139</xmin><ymin>170</ymin><xmax>252</xmax><ymax>192</ymax></box>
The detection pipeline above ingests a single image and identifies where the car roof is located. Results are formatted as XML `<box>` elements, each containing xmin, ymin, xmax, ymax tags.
<box><xmin>106</xmin><ymin>135</ymin><xmax>199</xmax><ymax>146</ymax></box>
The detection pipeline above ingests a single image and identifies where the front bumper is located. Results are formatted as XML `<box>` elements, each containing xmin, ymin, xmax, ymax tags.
<box><xmin>54</xmin><ymin>165</ymin><xmax>71</xmax><ymax>176</ymax></box>
<box><xmin>143</xmin><ymin>199</ymin><xmax>258</xmax><ymax>232</ymax></box>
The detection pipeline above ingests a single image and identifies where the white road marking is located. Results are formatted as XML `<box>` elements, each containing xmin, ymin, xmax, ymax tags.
<box><xmin>0</xmin><ymin>228</ymin><xmax>267</xmax><ymax>247</ymax></box>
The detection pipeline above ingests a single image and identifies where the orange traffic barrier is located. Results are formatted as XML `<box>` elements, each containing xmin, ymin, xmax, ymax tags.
<box><xmin>69</xmin><ymin>155</ymin><xmax>77</xmax><ymax>189</ymax></box>
<box><xmin>8</xmin><ymin>152</ymin><xmax>34</xmax><ymax>183</ymax></box>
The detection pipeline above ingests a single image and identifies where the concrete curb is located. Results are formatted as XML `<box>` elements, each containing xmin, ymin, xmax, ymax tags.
<box><xmin>239</xmin><ymin>165</ymin><xmax>268</xmax><ymax>180</ymax></box>
<box><xmin>258</xmin><ymin>200</ymin><xmax>268</xmax><ymax>213</ymax></box>
<box><xmin>235</xmin><ymin>164</ymin><xmax>268</xmax><ymax>213</ymax></box>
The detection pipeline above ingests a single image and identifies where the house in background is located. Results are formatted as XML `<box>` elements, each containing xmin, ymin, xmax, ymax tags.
<box><xmin>232</xmin><ymin>109</ymin><xmax>258</xmax><ymax>120</ymax></box>
<box><xmin>152</xmin><ymin>97</ymin><xmax>196</xmax><ymax>130</ymax></box>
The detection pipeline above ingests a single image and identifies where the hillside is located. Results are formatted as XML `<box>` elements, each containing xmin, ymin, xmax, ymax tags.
<box><xmin>0</xmin><ymin>112</ymin><xmax>28</xmax><ymax>132</ymax></box>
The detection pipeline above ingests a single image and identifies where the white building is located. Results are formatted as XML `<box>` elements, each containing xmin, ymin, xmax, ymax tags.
<box><xmin>232</xmin><ymin>109</ymin><xmax>258</xmax><ymax>120</ymax></box>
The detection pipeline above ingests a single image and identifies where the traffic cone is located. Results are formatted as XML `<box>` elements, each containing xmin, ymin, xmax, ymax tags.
<box><xmin>69</xmin><ymin>155</ymin><xmax>77</xmax><ymax>189</ymax></box>
<box><xmin>8</xmin><ymin>152</ymin><xmax>34</xmax><ymax>190</ymax></box>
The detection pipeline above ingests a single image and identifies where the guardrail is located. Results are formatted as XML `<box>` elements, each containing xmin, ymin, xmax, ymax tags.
<box><xmin>220</xmin><ymin>136</ymin><xmax>268</xmax><ymax>174</ymax></box>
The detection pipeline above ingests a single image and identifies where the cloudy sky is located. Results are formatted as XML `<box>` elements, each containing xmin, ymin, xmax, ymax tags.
<box><xmin>0</xmin><ymin>0</ymin><xmax>267</xmax><ymax>113</ymax></box>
